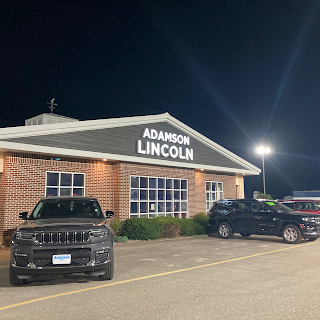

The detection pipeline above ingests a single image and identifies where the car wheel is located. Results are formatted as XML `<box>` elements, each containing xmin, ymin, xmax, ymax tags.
<box><xmin>282</xmin><ymin>224</ymin><xmax>302</xmax><ymax>244</ymax></box>
<box><xmin>218</xmin><ymin>222</ymin><xmax>233</xmax><ymax>239</ymax></box>
<box><xmin>99</xmin><ymin>259</ymin><xmax>114</xmax><ymax>281</ymax></box>
<box><xmin>305</xmin><ymin>237</ymin><xmax>318</xmax><ymax>241</ymax></box>
<box><xmin>240</xmin><ymin>233</ymin><xmax>251</xmax><ymax>237</ymax></box>
<box><xmin>9</xmin><ymin>265</ymin><xmax>27</xmax><ymax>286</ymax></box>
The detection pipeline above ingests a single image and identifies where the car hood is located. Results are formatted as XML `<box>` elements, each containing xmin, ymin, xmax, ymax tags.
<box><xmin>18</xmin><ymin>218</ymin><xmax>107</xmax><ymax>230</ymax></box>
<box><xmin>277</xmin><ymin>211</ymin><xmax>320</xmax><ymax>218</ymax></box>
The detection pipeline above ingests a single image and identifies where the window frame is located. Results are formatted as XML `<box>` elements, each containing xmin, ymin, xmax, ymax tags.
<box><xmin>129</xmin><ymin>175</ymin><xmax>188</xmax><ymax>219</ymax></box>
<box><xmin>45</xmin><ymin>171</ymin><xmax>86</xmax><ymax>197</ymax></box>
<box><xmin>206</xmin><ymin>181</ymin><xmax>224</xmax><ymax>212</ymax></box>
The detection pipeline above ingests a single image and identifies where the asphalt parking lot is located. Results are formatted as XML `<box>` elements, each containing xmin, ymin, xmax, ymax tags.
<box><xmin>1</xmin><ymin>234</ymin><xmax>320</xmax><ymax>320</ymax></box>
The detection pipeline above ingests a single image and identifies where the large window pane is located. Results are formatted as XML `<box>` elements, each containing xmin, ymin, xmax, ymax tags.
<box><xmin>61</xmin><ymin>173</ymin><xmax>72</xmax><ymax>186</ymax></box>
<box><xmin>166</xmin><ymin>202</ymin><xmax>173</xmax><ymax>212</ymax></box>
<box><xmin>73</xmin><ymin>174</ymin><xmax>84</xmax><ymax>187</ymax></box>
<box><xmin>181</xmin><ymin>180</ymin><xmax>187</xmax><ymax>190</ymax></box>
<box><xmin>149</xmin><ymin>202</ymin><xmax>156</xmax><ymax>212</ymax></box>
<box><xmin>140</xmin><ymin>190</ymin><xmax>148</xmax><ymax>200</ymax></box>
<box><xmin>174</xmin><ymin>179</ymin><xmax>180</xmax><ymax>189</ymax></box>
<box><xmin>131</xmin><ymin>189</ymin><xmax>138</xmax><ymax>200</ymax></box>
<box><xmin>131</xmin><ymin>176</ymin><xmax>139</xmax><ymax>188</ymax></box>
<box><xmin>166</xmin><ymin>179</ymin><xmax>172</xmax><ymax>189</ymax></box>
<box><xmin>140</xmin><ymin>202</ymin><xmax>147</xmax><ymax>213</ymax></box>
<box><xmin>47</xmin><ymin>173</ymin><xmax>59</xmax><ymax>186</ymax></box>
<box><xmin>158</xmin><ymin>190</ymin><xmax>164</xmax><ymax>200</ymax></box>
<box><xmin>158</xmin><ymin>178</ymin><xmax>164</xmax><ymax>189</ymax></box>
<box><xmin>181</xmin><ymin>191</ymin><xmax>187</xmax><ymax>200</ymax></box>
<box><xmin>46</xmin><ymin>187</ymin><xmax>58</xmax><ymax>196</ymax></box>
<box><xmin>158</xmin><ymin>202</ymin><xmax>164</xmax><ymax>212</ymax></box>
<box><xmin>149</xmin><ymin>178</ymin><xmax>156</xmax><ymax>189</ymax></box>
<box><xmin>130</xmin><ymin>202</ymin><xmax>138</xmax><ymax>213</ymax></box>
<box><xmin>60</xmin><ymin>188</ymin><xmax>71</xmax><ymax>196</ymax></box>
<box><xmin>166</xmin><ymin>190</ymin><xmax>172</xmax><ymax>200</ymax></box>
<box><xmin>73</xmin><ymin>188</ymin><xmax>83</xmax><ymax>196</ymax></box>
<box><xmin>149</xmin><ymin>190</ymin><xmax>156</xmax><ymax>200</ymax></box>
<box><xmin>140</xmin><ymin>177</ymin><xmax>148</xmax><ymax>188</ymax></box>
<box><xmin>174</xmin><ymin>191</ymin><xmax>180</xmax><ymax>200</ymax></box>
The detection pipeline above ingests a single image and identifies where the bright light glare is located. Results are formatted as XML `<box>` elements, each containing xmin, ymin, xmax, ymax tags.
<box><xmin>256</xmin><ymin>146</ymin><xmax>271</xmax><ymax>154</ymax></box>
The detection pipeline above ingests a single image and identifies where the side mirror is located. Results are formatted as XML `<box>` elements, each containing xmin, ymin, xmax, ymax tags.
<box><xmin>19</xmin><ymin>212</ymin><xmax>28</xmax><ymax>220</ymax></box>
<box><xmin>105</xmin><ymin>210</ymin><xmax>114</xmax><ymax>218</ymax></box>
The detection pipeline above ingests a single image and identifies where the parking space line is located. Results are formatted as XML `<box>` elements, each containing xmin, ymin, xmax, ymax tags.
<box><xmin>1</xmin><ymin>241</ymin><xmax>318</xmax><ymax>311</ymax></box>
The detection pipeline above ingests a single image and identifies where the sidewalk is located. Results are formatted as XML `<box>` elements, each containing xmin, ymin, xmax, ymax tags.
<box><xmin>0</xmin><ymin>247</ymin><xmax>10</xmax><ymax>262</ymax></box>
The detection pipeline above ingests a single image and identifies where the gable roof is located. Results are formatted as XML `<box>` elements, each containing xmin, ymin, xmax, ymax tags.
<box><xmin>0</xmin><ymin>113</ymin><xmax>260</xmax><ymax>175</ymax></box>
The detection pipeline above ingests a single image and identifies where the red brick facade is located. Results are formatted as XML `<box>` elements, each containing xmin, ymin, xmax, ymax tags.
<box><xmin>0</xmin><ymin>152</ymin><xmax>238</xmax><ymax>243</ymax></box>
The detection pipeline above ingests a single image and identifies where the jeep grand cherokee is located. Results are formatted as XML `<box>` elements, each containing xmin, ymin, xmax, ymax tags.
<box><xmin>10</xmin><ymin>196</ymin><xmax>114</xmax><ymax>286</ymax></box>
<box><xmin>208</xmin><ymin>199</ymin><xmax>320</xmax><ymax>244</ymax></box>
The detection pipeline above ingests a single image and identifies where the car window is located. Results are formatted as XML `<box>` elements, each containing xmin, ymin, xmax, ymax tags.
<box><xmin>251</xmin><ymin>202</ymin><xmax>270</xmax><ymax>212</ymax></box>
<box><xmin>234</xmin><ymin>201</ymin><xmax>250</xmax><ymax>211</ymax></box>
<box><xmin>295</xmin><ymin>202</ymin><xmax>315</xmax><ymax>210</ymax></box>
<box><xmin>314</xmin><ymin>202</ymin><xmax>320</xmax><ymax>210</ymax></box>
<box><xmin>283</xmin><ymin>202</ymin><xmax>294</xmax><ymax>209</ymax></box>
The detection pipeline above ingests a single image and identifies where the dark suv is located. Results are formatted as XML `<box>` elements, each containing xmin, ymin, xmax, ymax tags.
<box><xmin>208</xmin><ymin>199</ymin><xmax>320</xmax><ymax>244</ymax></box>
<box><xmin>10</xmin><ymin>196</ymin><xmax>114</xmax><ymax>286</ymax></box>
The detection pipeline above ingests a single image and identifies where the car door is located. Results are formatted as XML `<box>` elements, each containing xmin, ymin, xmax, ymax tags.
<box><xmin>251</xmin><ymin>202</ymin><xmax>278</xmax><ymax>234</ymax></box>
<box><xmin>232</xmin><ymin>201</ymin><xmax>254</xmax><ymax>232</ymax></box>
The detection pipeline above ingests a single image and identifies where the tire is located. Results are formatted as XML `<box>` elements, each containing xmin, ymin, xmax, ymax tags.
<box><xmin>217</xmin><ymin>222</ymin><xmax>233</xmax><ymax>239</ymax></box>
<box><xmin>9</xmin><ymin>265</ymin><xmax>27</xmax><ymax>286</ymax></box>
<box><xmin>99</xmin><ymin>259</ymin><xmax>114</xmax><ymax>281</ymax></box>
<box><xmin>282</xmin><ymin>224</ymin><xmax>302</xmax><ymax>244</ymax></box>
<box><xmin>306</xmin><ymin>237</ymin><xmax>318</xmax><ymax>241</ymax></box>
<box><xmin>240</xmin><ymin>233</ymin><xmax>251</xmax><ymax>237</ymax></box>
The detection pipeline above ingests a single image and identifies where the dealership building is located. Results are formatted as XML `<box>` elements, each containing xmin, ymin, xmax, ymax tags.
<box><xmin>0</xmin><ymin>112</ymin><xmax>260</xmax><ymax>244</ymax></box>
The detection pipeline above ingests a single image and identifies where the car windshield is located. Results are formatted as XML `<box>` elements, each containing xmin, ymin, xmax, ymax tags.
<box><xmin>264</xmin><ymin>201</ymin><xmax>293</xmax><ymax>213</ymax></box>
<box><xmin>29</xmin><ymin>199</ymin><xmax>104</xmax><ymax>220</ymax></box>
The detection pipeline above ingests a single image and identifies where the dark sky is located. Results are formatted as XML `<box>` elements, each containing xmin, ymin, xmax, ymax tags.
<box><xmin>1</xmin><ymin>0</ymin><xmax>320</xmax><ymax>199</ymax></box>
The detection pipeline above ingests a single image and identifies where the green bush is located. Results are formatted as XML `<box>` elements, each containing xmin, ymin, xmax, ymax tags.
<box><xmin>194</xmin><ymin>223</ymin><xmax>206</xmax><ymax>235</ymax></box>
<box><xmin>115</xmin><ymin>235</ymin><xmax>128</xmax><ymax>243</ymax></box>
<box><xmin>193</xmin><ymin>212</ymin><xmax>208</xmax><ymax>229</ymax></box>
<box><xmin>110</xmin><ymin>218</ymin><xmax>121</xmax><ymax>235</ymax></box>
<box><xmin>119</xmin><ymin>218</ymin><xmax>161</xmax><ymax>240</ymax></box>
<box><xmin>179</xmin><ymin>219</ymin><xmax>196</xmax><ymax>236</ymax></box>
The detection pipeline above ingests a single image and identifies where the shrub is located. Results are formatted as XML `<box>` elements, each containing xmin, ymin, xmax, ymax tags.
<box><xmin>193</xmin><ymin>212</ymin><xmax>208</xmax><ymax>229</ymax></box>
<box><xmin>115</xmin><ymin>235</ymin><xmax>128</xmax><ymax>243</ymax></box>
<box><xmin>110</xmin><ymin>218</ymin><xmax>121</xmax><ymax>236</ymax></box>
<box><xmin>162</xmin><ymin>223</ymin><xmax>181</xmax><ymax>238</ymax></box>
<box><xmin>119</xmin><ymin>218</ymin><xmax>161</xmax><ymax>240</ymax></box>
<box><xmin>194</xmin><ymin>223</ymin><xmax>206</xmax><ymax>235</ymax></box>
<box><xmin>179</xmin><ymin>219</ymin><xmax>196</xmax><ymax>236</ymax></box>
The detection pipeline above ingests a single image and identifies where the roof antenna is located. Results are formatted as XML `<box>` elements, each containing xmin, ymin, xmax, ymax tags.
<box><xmin>47</xmin><ymin>98</ymin><xmax>57</xmax><ymax>113</ymax></box>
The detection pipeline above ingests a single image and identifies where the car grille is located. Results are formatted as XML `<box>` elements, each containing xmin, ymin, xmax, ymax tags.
<box><xmin>35</xmin><ymin>231</ymin><xmax>90</xmax><ymax>244</ymax></box>
<box><xmin>33</xmin><ymin>257</ymin><xmax>90</xmax><ymax>268</ymax></box>
<box><xmin>95</xmin><ymin>250</ymin><xmax>109</xmax><ymax>264</ymax></box>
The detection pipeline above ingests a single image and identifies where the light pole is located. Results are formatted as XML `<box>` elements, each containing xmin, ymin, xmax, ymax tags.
<box><xmin>255</xmin><ymin>146</ymin><xmax>271</xmax><ymax>195</ymax></box>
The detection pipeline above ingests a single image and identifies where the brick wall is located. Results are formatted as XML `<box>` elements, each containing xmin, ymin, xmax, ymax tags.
<box><xmin>0</xmin><ymin>152</ymin><xmax>238</xmax><ymax>243</ymax></box>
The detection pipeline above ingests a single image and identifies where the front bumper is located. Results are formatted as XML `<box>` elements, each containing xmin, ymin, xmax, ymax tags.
<box><xmin>10</xmin><ymin>241</ymin><xmax>113</xmax><ymax>277</ymax></box>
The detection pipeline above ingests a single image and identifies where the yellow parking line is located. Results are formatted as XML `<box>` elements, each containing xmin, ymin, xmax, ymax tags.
<box><xmin>0</xmin><ymin>241</ymin><xmax>318</xmax><ymax>311</ymax></box>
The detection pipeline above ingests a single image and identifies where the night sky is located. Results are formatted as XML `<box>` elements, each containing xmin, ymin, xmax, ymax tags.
<box><xmin>1</xmin><ymin>0</ymin><xmax>320</xmax><ymax>199</ymax></box>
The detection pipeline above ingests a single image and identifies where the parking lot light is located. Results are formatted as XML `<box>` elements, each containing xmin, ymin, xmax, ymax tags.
<box><xmin>255</xmin><ymin>146</ymin><xmax>271</xmax><ymax>195</ymax></box>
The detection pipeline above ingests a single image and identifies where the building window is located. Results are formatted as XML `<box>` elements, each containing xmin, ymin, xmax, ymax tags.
<box><xmin>130</xmin><ymin>175</ymin><xmax>188</xmax><ymax>219</ymax></box>
<box><xmin>46</xmin><ymin>172</ymin><xmax>85</xmax><ymax>197</ymax></box>
<box><xmin>206</xmin><ymin>181</ymin><xmax>223</xmax><ymax>212</ymax></box>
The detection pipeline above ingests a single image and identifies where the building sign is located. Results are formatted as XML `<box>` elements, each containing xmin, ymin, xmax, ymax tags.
<box><xmin>137</xmin><ymin>128</ymin><xmax>194</xmax><ymax>160</ymax></box>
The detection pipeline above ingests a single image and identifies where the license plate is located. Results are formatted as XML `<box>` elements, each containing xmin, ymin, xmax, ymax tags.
<box><xmin>52</xmin><ymin>254</ymin><xmax>71</xmax><ymax>265</ymax></box>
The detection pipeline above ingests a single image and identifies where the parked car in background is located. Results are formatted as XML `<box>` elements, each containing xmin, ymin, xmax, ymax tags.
<box><xmin>278</xmin><ymin>199</ymin><xmax>320</xmax><ymax>214</ymax></box>
<box><xmin>208</xmin><ymin>199</ymin><xmax>320</xmax><ymax>244</ymax></box>
<box><xmin>10</xmin><ymin>196</ymin><xmax>114</xmax><ymax>286</ymax></box>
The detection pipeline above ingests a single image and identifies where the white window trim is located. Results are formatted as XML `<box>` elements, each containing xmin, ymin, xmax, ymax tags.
<box><xmin>45</xmin><ymin>171</ymin><xmax>86</xmax><ymax>197</ymax></box>
<box><xmin>206</xmin><ymin>181</ymin><xmax>224</xmax><ymax>212</ymax></box>
<box><xmin>129</xmin><ymin>175</ymin><xmax>188</xmax><ymax>219</ymax></box>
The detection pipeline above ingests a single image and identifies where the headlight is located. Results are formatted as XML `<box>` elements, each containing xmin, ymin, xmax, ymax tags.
<box><xmin>15</xmin><ymin>231</ymin><xmax>35</xmax><ymax>240</ymax></box>
<box><xmin>302</xmin><ymin>217</ymin><xmax>316</xmax><ymax>223</ymax></box>
<box><xmin>90</xmin><ymin>228</ymin><xmax>109</xmax><ymax>238</ymax></box>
